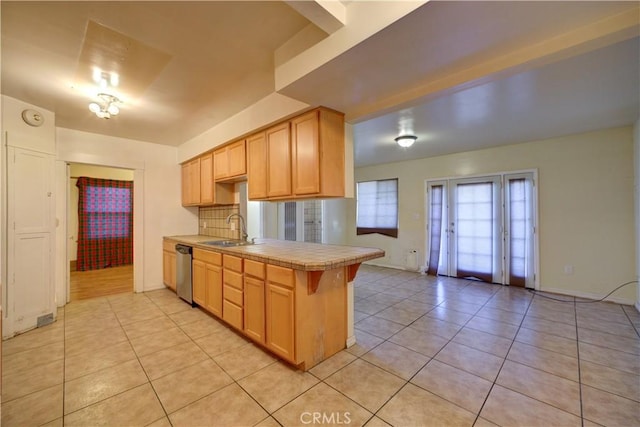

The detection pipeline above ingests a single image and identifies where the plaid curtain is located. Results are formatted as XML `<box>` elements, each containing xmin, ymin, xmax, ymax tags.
<box><xmin>76</xmin><ymin>177</ymin><xmax>133</xmax><ymax>271</ymax></box>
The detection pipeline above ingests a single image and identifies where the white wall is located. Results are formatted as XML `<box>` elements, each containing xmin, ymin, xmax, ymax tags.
<box><xmin>348</xmin><ymin>126</ymin><xmax>637</xmax><ymax>303</ymax></box>
<box><xmin>68</xmin><ymin>164</ymin><xmax>135</xmax><ymax>262</ymax></box>
<box><xmin>634</xmin><ymin>118</ymin><xmax>640</xmax><ymax>310</ymax></box>
<box><xmin>57</xmin><ymin>128</ymin><xmax>197</xmax><ymax>293</ymax></box>
<box><xmin>178</xmin><ymin>92</ymin><xmax>309</xmax><ymax>162</ymax></box>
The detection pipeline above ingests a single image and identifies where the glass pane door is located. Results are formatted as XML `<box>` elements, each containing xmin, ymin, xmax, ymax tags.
<box><xmin>450</xmin><ymin>177</ymin><xmax>501</xmax><ymax>283</ymax></box>
<box><xmin>505</xmin><ymin>173</ymin><xmax>535</xmax><ymax>287</ymax></box>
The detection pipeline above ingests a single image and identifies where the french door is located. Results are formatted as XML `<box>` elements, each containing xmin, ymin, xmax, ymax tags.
<box><xmin>426</xmin><ymin>172</ymin><xmax>536</xmax><ymax>287</ymax></box>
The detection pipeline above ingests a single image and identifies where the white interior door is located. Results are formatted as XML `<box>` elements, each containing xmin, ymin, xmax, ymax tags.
<box><xmin>6</xmin><ymin>147</ymin><xmax>55</xmax><ymax>336</ymax></box>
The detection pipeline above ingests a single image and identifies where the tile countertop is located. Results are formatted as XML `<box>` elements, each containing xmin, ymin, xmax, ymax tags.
<box><xmin>164</xmin><ymin>235</ymin><xmax>385</xmax><ymax>271</ymax></box>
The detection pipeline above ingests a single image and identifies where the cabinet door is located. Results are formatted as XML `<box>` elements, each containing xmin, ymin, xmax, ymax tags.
<box><xmin>192</xmin><ymin>259</ymin><xmax>206</xmax><ymax>306</ymax></box>
<box><xmin>213</xmin><ymin>148</ymin><xmax>228</xmax><ymax>180</ymax></box>
<box><xmin>266</xmin><ymin>122</ymin><xmax>291</xmax><ymax>198</ymax></box>
<box><xmin>181</xmin><ymin>164</ymin><xmax>189</xmax><ymax>206</ymax></box>
<box><xmin>244</xmin><ymin>275</ymin><xmax>265</xmax><ymax>344</ymax></box>
<box><xmin>247</xmin><ymin>132</ymin><xmax>267</xmax><ymax>199</ymax></box>
<box><xmin>205</xmin><ymin>263</ymin><xmax>222</xmax><ymax>318</ymax></box>
<box><xmin>200</xmin><ymin>153</ymin><xmax>214</xmax><ymax>205</ymax></box>
<box><xmin>227</xmin><ymin>140</ymin><xmax>246</xmax><ymax>177</ymax></box>
<box><xmin>266</xmin><ymin>282</ymin><xmax>295</xmax><ymax>361</ymax></box>
<box><xmin>190</xmin><ymin>159</ymin><xmax>202</xmax><ymax>205</ymax></box>
<box><xmin>291</xmin><ymin>110</ymin><xmax>320</xmax><ymax>195</ymax></box>
<box><xmin>162</xmin><ymin>250</ymin><xmax>176</xmax><ymax>291</ymax></box>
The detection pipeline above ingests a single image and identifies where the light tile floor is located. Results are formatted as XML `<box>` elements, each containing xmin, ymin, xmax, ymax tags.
<box><xmin>2</xmin><ymin>265</ymin><xmax>639</xmax><ymax>426</ymax></box>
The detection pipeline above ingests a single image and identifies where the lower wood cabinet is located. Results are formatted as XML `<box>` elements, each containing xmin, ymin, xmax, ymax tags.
<box><xmin>162</xmin><ymin>240</ymin><xmax>176</xmax><ymax>291</ymax></box>
<box><xmin>192</xmin><ymin>259</ymin><xmax>206</xmax><ymax>306</ymax></box>
<box><xmin>244</xmin><ymin>260</ymin><xmax>266</xmax><ymax>344</ymax></box>
<box><xmin>265</xmin><ymin>264</ymin><xmax>295</xmax><ymax>361</ymax></box>
<box><xmin>204</xmin><ymin>263</ymin><xmax>222</xmax><ymax>317</ymax></box>
<box><xmin>193</xmin><ymin>248</ymin><xmax>223</xmax><ymax>317</ymax></box>
<box><xmin>222</xmin><ymin>255</ymin><xmax>244</xmax><ymax>330</ymax></box>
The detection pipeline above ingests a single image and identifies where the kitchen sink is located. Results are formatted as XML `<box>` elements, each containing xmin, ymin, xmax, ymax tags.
<box><xmin>201</xmin><ymin>240</ymin><xmax>254</xmax><ymax>247</ymax></box>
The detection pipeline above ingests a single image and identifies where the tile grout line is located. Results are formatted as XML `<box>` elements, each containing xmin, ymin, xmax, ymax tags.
<box><xmin>108</xmin><ymin>294</ymin><xmax>175</xmax><ymax>427</ymax></box>
<box><xmin>469</xmin><ymin>284</ymin><xmax>536</xmax><ymax>426</ymax></box>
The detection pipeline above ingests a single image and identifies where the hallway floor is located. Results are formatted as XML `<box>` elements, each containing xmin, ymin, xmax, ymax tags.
<box><xmin>1</xmin><ymin>265</ymin><xmax>639</xmax><ymax>426</ymax></box>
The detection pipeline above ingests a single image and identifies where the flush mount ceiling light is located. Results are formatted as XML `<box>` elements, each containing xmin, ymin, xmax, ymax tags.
<box><xmin>395</xmin><ymin>135</ymin><xmax>417</xmax><ymax>148</ymax></box>
<box><xmin>88</xmin><ymin>93</ymin><xmax>120</xmax><ymax>119</ymax></box>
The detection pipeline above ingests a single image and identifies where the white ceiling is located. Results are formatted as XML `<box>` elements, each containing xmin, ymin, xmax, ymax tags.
<box><xmin>1</xmin><ymin>1</ymin><xmax>314</xmax><ymax>144</ymax></box>
<box><xmin>1</xmin><ymin>1</ymin><xmax>639</xmax><ymax>167</ymax></box>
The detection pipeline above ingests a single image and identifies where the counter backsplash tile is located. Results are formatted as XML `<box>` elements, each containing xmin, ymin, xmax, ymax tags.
<box><xmin>199</xmin><ymin>205</ymin><xmax>241</xmax><ymax>239</ymax></box>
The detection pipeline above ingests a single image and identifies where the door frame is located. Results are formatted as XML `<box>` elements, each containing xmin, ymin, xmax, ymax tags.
<box><xmin>425</xmin><ymin>169</ymin><xmax>540</xmax><ymax>289</ymax></box>
<box><xmin>55</xmin><ymin>155</ymin><xmax>145</xmax><ymax>304</ymax></box>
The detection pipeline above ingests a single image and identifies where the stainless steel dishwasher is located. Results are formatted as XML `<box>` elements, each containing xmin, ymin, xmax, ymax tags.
<box><xmin>175</xmin><ymin>244</ymin><xmax>193</xmax><ymax>304</ymax></box>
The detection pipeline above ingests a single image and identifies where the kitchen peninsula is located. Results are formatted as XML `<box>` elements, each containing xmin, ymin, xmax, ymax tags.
<box><xmin>163</xmin><ymin>235</ymin><xmax>384</xmax><ymax>370</ymax></box>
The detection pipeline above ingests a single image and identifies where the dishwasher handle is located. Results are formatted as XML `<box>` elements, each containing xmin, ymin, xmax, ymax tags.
<box><xmin>175</xmin><ymin>244</ymin><xmax>192</xmax><ymax>255</ymax></box>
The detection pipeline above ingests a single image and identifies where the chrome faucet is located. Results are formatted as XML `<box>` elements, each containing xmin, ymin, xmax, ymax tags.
<box><xmin>226</xmin><ymin>213</ymin><xmax>248</xmax><ymax>241</ymax></box>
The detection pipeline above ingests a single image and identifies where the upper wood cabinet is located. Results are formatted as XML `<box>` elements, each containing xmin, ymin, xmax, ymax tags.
<box><xmin>199</xmin><ymin>153</ymin><xmax>214</xmax><ymax>205</ymax></box>
<box><xmin>247</xmin><ymin>132</ymin><xmax>267</xmax><ymax>200</ymax></box>
<box><xmin>266</xmin><ymin>122</ymin><xmax>292</xmax><ymax>198</ymax></box>
<box><xmin>214</xmin><ymin>139</ymin><xmax>246</xmax><ymax>181</ymax></box>
<box><xmin>181</xmin><ymin>158</ymin><xmax>201</xmax><ymax>206</ymax></box>
<box><xmin>182</xmin><ymin>152</ymin><xmax>234</xmax><ymax>207</ymax></box>
<box><xmin>292</xmin><ymin>109</ymin><xmax>344</xmax><ymax>197</ymax></box>
<box><xmin>247</xmin><ymin>107</ymin><xmax>345</xmax><ymax>201</ymax></box>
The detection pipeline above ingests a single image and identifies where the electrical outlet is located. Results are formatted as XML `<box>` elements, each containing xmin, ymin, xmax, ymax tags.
<box><xmin>563</xmin><ymin>265</ymin><xmax>574</xmax><ymax>275</ymax></box>
<box><xmin>230</xmin><ymin>222</ymin><xmax>236</xmax><ymax>231</ymax></box>
<box><xmin>203</xmin><ymin>222</ymin><xmax>207</xmax><ymax>229</ymax></box>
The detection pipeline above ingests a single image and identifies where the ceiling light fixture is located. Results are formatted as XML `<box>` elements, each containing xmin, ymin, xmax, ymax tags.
<box><xmin>395</xmin><ymin>135</ymin><xmax>417</xmax><ymax>148</ymax></box>
<box><xmin>89</xmin><ymin>93</ymin><xmax>120</xmax><ymax>119</ymax></box>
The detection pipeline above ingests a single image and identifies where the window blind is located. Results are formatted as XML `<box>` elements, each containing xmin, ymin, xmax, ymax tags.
<box><xmin>356</xmin><ymin>178</ymin><xmax>398</xmax><ymax>238</ymax></box>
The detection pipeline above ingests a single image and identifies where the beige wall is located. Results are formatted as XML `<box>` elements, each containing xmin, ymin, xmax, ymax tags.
<box><xmin>68</xmin><ymin>164</ymin><xmax>135</xmax><ymax>262</ymax></box>
<box><xmin>347</xmin><ymin>126</ymin><xmax>637</xmax><ymax>303</ymax></box>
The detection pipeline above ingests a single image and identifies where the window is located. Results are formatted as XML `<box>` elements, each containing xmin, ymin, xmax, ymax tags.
<box><xmin>356</xmin><ymin>178</ymin><xmax>398</xmax><ymax>238</ymax></box>
<box><xmin>76</xmin><ymin>177</ymin><xmax>133</xmax><ymax>271</ymax></box>
<box><xmin>85</xmin><ymin>186</ymin><xmax>132</xmax><ymax>238</ymax></box>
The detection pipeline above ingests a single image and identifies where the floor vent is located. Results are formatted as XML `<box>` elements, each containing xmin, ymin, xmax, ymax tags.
<box><xmin>37</xmin><ymin>313</ymin><xmax>54</xmax><ymax>327</ymax></box>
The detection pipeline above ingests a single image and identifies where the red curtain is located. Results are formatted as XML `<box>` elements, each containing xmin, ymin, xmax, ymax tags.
<box><xmin>76</xmin><ymin>177</ymin><xmax>133</xmax><ymax>271</ymax></box>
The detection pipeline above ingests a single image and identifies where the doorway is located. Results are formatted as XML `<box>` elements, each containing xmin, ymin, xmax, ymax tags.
<box><xmin>426</xmin><ymin>172</ymin><xmax>537</xmax><ymax>288</ymax></box>
<box><xmin>278</xmin><ymin>200</ymin><xmax>324</xmax><ymax>243</ymax></box>
<box><xmin>68</xmin><ymin>163</ymin><xmax>135</xmax><ymax>301</ymax></box>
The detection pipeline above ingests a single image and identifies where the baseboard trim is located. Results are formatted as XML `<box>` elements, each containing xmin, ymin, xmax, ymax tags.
<box><xmin>539</xmin><ymin>286</ymin><xmax>636</xmax><ymax>306</ymax></box>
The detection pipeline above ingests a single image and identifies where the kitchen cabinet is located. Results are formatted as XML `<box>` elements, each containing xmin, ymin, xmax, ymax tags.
<box><xmin>181</xmin><ymin>158</ymin><xmax>201</xmax><ymax>206</ymax></box>
<box><xmin>214</xmin><ymin>139</ymin><xmax>246</xmax><ymax>181</ymax></box>
<box><xmin>162</xmin><ymin>240</ymin><xmax>176</xmax><ymax>291</ymax></box>
<box><xmin>266</xmin><ymin>122</ymin><xmax>291</xmax><ymax>198</ymax></box>
<box><xmin>199</xmin><ymin>153</ymin><xmax>214</xmax><ymax>205</ymax></box>
<box><xmin>182</xmin><ymin>152</ymin><xmax>235</xmax><ymax>207</ymax></box>
<box><xmin>246</xmin><ymin>132</ymin><xmax>267</xmax><ymax>199</ymax></box>
<box><xmin>193</xmin><ymin>248</ymin><xmax>223</xmax><ymax>317</ymax></box>
<box><xmin>222</xmin><ymin>254</ymin><xmax>244</xmax><ymax>330</ymax></box>
<box><xmin>265</xmin><ymin>264</ymin><xmax>295</xmax><ymax>362</ymax></box>
<box><xmin>246</xmin><ymin>107</ymin><xmax>345</xmax><ymax>201</ymax></box>
<box><xmin>291</xmin><ymin>108</ymin><xmax>344</xmax><ymax>197</ymax></box>
<box><xmin>243</xmin><ymin>260</ymin><xmax>265</xmax><ymax>344</ymax></box>
<box><xmin>192</xmin><ymin>259</ymin><xmax>206</xmax><ymax>306</ymax></box>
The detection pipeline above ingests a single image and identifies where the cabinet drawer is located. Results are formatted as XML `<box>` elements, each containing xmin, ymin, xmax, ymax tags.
<box><xmin>223</xmin><ymin>300</ymin><xmax>243</xmax><ymax>330</ymax></box>
<box><xmin>223</xmin><ymin>284</ymin><xmax>243</xmax><ymax>306</ymax></box>
<box><xmin>223</xmin><ymin>254</ymin><xmax>243</xmax><ymax>272</ymax></box>
<box><xmin>267</xmin><ymin>264</ymin><xmax>294</xmax><ymax>289</ymax></box>
<box><xmin>224</xmin><ymin>269</ymin><xmax>243</xmax><ymax>290</ymax></box>
<box><xmin>193</xmin><ymin>248</ymin><xmax>222</xmax><ymax>265</ymax></box>
<box><xmin>244</xmin><ymin>259</ymin><xmax>265</xmax><ymax>279</ymax></box>
<box><xmin>163</xmin><ymin>240</ymin><xmax>176</xmax><ymax>252</ymax></box>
